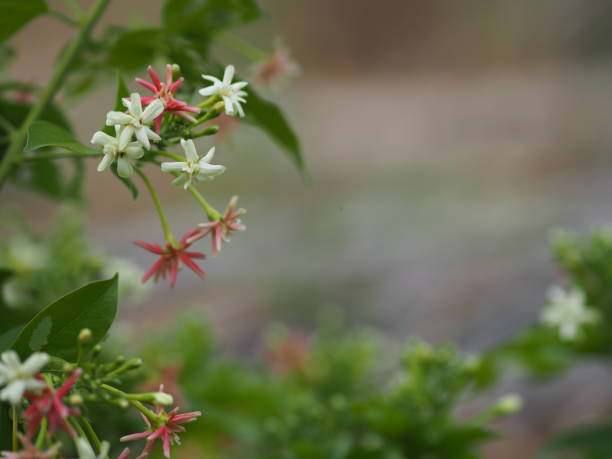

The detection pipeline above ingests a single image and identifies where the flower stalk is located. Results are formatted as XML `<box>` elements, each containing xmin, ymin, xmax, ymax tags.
<box><xmin>134</xmin><ymin>169</ymin><xmax>177</xmax><ymax>247</ymax></box>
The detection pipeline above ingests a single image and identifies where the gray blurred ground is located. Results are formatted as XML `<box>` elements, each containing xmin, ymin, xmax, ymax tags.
<box><xmin>9</xmin><ymin>1</ymin><xmax>612</xmax><ymax>457</ymax></box>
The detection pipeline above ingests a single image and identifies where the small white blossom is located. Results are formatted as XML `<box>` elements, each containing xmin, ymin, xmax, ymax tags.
<box><xmin>199</xmin><ymin>65</ymin><xmax>248</xmax><ymax>117</ymax></box>
<box><xmin>75</xmin><ymin>437</ymin><xmax>110</xmax><ymax>459</ymax></box>
<box><xmin>91</xmin><ymin>125</ymin><xmax>144</xmax><ymax>178</ymax></box>
<box><xmin>0</xmin><ymin>351</ymin><xmax>48</xmax><ymax>404</ymax></box>
<box><xmin>541</xmin><ymin>286</ymin><xmax>599</xmax><ymax>341</ymax></box>
<box><xmin>105</xmin><ymin>93</ymin><xmax>164</xmax><ymax>150</ymax></box>
<box><xmin>161</xmin><ymin>139</ymin><xmax>225</xmax><ymax>189</ymax></box>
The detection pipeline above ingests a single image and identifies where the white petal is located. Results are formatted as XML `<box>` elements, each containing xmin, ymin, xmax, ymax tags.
<box><xmin>180</xmin><ymin>139</ymin><xmax>199</xmax><ymax>162</ymax></box>
<box><xmin>106</xmin><ymin>111</ymin><xmax>133</xmax><ymax>126</ymax></box>
<box><xmin>223</xmin><ymin>65</ymin><xmax>235</xmax><ymax>85</ymax></box>
<box><xmin>200</xmin><ymin>163</ymin><xmax>225</xmax><ymax>176</ymax></box>
<box><xmin>171</xmin><ymin>174</ymin><xmax>186</xmax><ymax>186</ymax></box>
<box><xmin>125</xmin><ymin>144</ymin><xmax>144</xmax><ymax>159</ymax></box>
<box><xmin>235</xmin><ymin>102</ymin><xmax>245</xmax><ymax>118</ymax></box>
<box><xmin>231</xmin><ymin>81</ymin><xmax>248</xmax><ymax>91</ymax></box>
<box><xmin>144</xmin><ymin>126</ymin><xmax>161</xmax><ymax>142</ymax></box>
<box><xmin>21</xmin><ymin>353</ymin><xmax>48</xmax><ymax>374</ymax></box>
<box><xmin>201</xmin><ymin>75</ymin><xmax>222</xmax><ymax>86</ymax></box>
<box><xmin>23</xmin><ymin>378</ymin><xmax>45</xmax><ymax>391</ymax></box>
<box><xmin>1</xmin><ymin>351</ymin><xmax>20</xmax><ymax>370</ymax></box>
<box><xmin>183</xmin><ymin>174</ymin><xmax>193</xmax><ymax>189</ymax></box>
<box><xmin>118</xmin><ymin>126</ymin><xmax>134</xmax><ymax>151</ymax></box>
<box><xmin>129</xmin><ymin>93</ymin><xmax>143</xmax><ymax>118</ymax></box>
<box><xmin>223</xmin><ymin>96</ymin><xmax>235</xmax><ymax>115</ymax></box>
<box><xmin>142</xmin><ymin>99</ymin><xmax>164</xmax><ymax>124</ymax></box>
<box><xmin>135</xmin><ymin>127</ymin><xmax>151</xmax><ymax>150</ymax></box>
<box><xmin>198</xmin><ymin>86</ymin><xmax>218</xmax><ymax>97</ymax></box>
<box><xmin>117</xmin><ymin>157</ymin><xmax>134</xmax><ymax>178</ymax></box>
<box><xmin>200</xmin><ymin>146</ymin><xmax>216</xmax><ymax>163</ymax></box>
<box><xmin>90</xmin><ymin>131</ymin><xmax>115</xmax><ymax>146</ymax></box>
<box><xmin>161</xmin><ymin>161</ymin><xmax>186</xmax><ymax>172</ymax></box>
<box><xmin>0</xmin><ymin>380</ymin><xmax>25</xmax><ymax>405</ymax></box>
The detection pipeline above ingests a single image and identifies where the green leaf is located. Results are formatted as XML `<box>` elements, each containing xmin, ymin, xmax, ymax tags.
<box><xmin>243</xmin><ymin>86</ymin><xmax>305</xmax><ymax>175</ymax></box>
<box><xmin>103</xmin><ymin>73</ymin><xmax>130</xmax><ymax>135</ymax></box>
<box><xmin>107</xmin><ymin>28</ymin><xmax>163</xmax><ymax>71</ymax></box>
<box><xmin>163</xmin><ymin>0</ymin><xmax>261</xmax><ymax>38</ymax></box>
<box><xmin>537</xmin><ymin>420</ymin><xmax>612</xmax><ymax>459</ymax></box>
<box><xmin>26</xmin><ymin>120</ymin><xmax>98</xmax><ymax>155</ymax></box>
<box><xmin>0</xmin><ymin>0</ymin><xmax>47</xmax><ymax>44</ymax></box>
<box><xmin>11</xmin><ymin>275</ymin><xmax>118</xmax><ymax>361</ymax></box>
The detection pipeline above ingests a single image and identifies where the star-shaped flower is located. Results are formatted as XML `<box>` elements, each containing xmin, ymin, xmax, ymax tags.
<box><xmin>23</xmin><ymin>369</ymin><xmax>82</xmax><ymax>437</ymax></box>
<box><xmin>194</xmin><ymin>196</ymin><xmax>246</xmax><ymax>255</ymax></box>
<box><xmin>160</xmin><ymin>139</ymin><xmax>225</xmax><ymax>189</ymax></box>
<box><xmin>91</xmin><ymin>125</ymin><xmax>144</xmax><ymax>178</ymax></box>
<box><xmin>106</xmin><ymin>93</ymin><xmax>164</xmax><ymax>150</ymax></box>
<box><xmin>137</xmin><ymin>64</ymin><xmax>201</xmax><ymax>132</ymax></box>
<box><xmin>0</xmin><ymin>351</ymin><xmax>48</xmax><ymax>405</ymax></box>
<box><xmin>1</xmin><ymin>434</ymin><xmax>59</xmax><ymax>459</ymax></box>
<box><xmin>120</xmin><ymin>406</ymin><xmax>201</xmax><ymax>458</ymax></box>
<box><xmin>541</xmin><ymin>286</ymin><xmax>599</xmax><ymax>341</ymax></box>
<box><xmin>199</xmin><ymin>65</ymin><xmax>248</xmax><ymax>117</ymax></box>
<box><xmin>134</xmin><ymin>228</ymin><xmax>206</xmax><ymax>288</ymax></box>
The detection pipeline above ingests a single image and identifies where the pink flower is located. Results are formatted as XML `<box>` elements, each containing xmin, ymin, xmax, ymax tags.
<box><xmin>193</xmin><ymin>196</ymin><xmax>246</xmax><ymax>255</ymax></box>
<box><xmin>254</xmin><ymin>46</ymin><xmax>300</xmax><ymax>86</ymax></box>
<box><xmin>121</xmin><ymin>407</ymin><xmax>201</xmax><ymax>458</ymax></box>
<box><xmin>0</xmin><ymin>434</ymin><xmax>59</xmax><ymax>459</ymax></box>
<box><xmin>23</xmin><ymin>369</ymin><xmax>82</xmax><ymax>438</ymax></box>
<box><xmin>136</xmin><ymin>64</ymin><xmax>200</xmax><ymax>132</ymax></box>
<box><xmin>134</xmin><ymin>229</ymin><xmax>206</xmax><ymax>288</ymax></box>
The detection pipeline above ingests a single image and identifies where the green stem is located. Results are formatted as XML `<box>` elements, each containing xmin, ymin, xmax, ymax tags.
<box><xmin>218</xmin><ymin>33</ymin><xmax>269</xmax><ymax>62</ymax></box>
<box><xmin>191</xmin><ymin>125</ymin><xmax>219</xmax><ymax>139</ymax></box>
<box><xmin>100</xmin><ymin>384</ymin><xmax>163</xmax><ymax>426</ymax></box>
<box><xmin>35</xmin><ymin>417</ymin><xmax>47</xmax><ymax>450</ymax></box>
<box><xmin>68</xmin><ymin>417</ymin><xmax>87</xmax><ymax>439</ymax></box>
<box><xmin>0</xmin><ymin>114</ymin><xmax>15</xmax><ymax>134</ymax></box>
<box><xmin>19</xmin><ymin>151</ymin><xmax>102</xmax><ymax>162</ymax></box>
<box><xmin>62</xmin><ymin>0</ymin><xmax>83</xmax><ymax>17</ymax></box>
<box><xmin>80</xmin><ymin>417</ymin><xmax>106</xmax><ymax>458</ymax></box>
<box><xmin>197</xmin><ymin>95</ymin><xmax>220</xmax><ymax>109</ymax></box>
<box><xmin>48</xmin><ymin>8</ymin><xmax>78</xmax><ymax>26</ymax></box>
<box><xmin>10</xmin><ymin>406</ymin><xmax>16</xmax><ymax>451</ymax></box>
<box><xmin>134</xmin><ymin>168</ymin><xmax>177</xmax><ymax>247</ymax></box>
<box><xmin>0</xmin><ymin>0</ymin><xmax>111</xmax><ymax>190</ymax></box>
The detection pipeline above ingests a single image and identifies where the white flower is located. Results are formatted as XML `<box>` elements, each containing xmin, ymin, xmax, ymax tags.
<box><xmin>75</xmin><ymin>437</ymin><xmax>110</xmax><ymax>459</ymax></box>
<box><xmin>199</xmin><ymin>65</ymin><xmax>248</xmax><ymax>117</ymax></box>
<box><xmin>161</xmin><ymin>139</ymin><xmax>225</xmax><ymax>189</ymax></box>
<box><xmin>0</xmin><ymin>351</ymin><xmax>48</xmax><ymax>405</ymax></box>
<box><xmin>105</xmin><ymin>93</ymin><xmax>164</xmax><ymax>150</ymax></box>
<box><xmin>541</xmin><ymin>286</ymin><xmax>599</xmax><ymax>341</ymax></box>
<box><xmin>91</xmin><ymin>125</ymin><xmax>144</xmax><ymax>178</ymax></box>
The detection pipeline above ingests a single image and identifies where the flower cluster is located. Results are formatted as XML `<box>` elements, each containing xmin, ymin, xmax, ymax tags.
<box><xmin>0</xmin><ymin>332</ymin><xmax>200</xmax><ymax>458</ymax></box>
<box><xmin>87</xmin><ymin>64</ymin><xmax>250</xmax><ymax>287</ymax></box>
<box><xmin>540</xmin><ymin>286</ymin><xmax>599</xmax><ymax>341</ymax></box>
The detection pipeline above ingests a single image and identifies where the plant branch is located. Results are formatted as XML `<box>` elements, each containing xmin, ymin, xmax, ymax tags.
<box><xmin>0</xmin><ymin>0</ymin><xmax>111</xmax><ymax>190</ymax></box>
<box><xmin>135</xmin><ymin>168</ymin><xmax>177</xmax><ymax>247</ymax></box>
<box><xmin>19</xmin><ymin>151</ymin><xmax>102</xmax><ymax>162</ymax></box>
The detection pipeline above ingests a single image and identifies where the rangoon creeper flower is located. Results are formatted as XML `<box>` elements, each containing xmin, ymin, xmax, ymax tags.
<box><xmin>137</xmin><ymin>64</ymin><xmax>200</xmax><ymax>132</ymax></box>
<box><xmin>1</xmin><ymin>434</ymin><xmax>59</xmax><ymax>459</ymax></box>
<box><xmin>91</xmin><ymin>125</ymin><xmax>144</xmax><ymax>178</ymax></box>
<box><xmin>160</xmin><ymin>139</ymin><xmax>225</xmax><ymax>189</ymax></box>
<box><xmin>199</xmin><ymin>65</ymin><xmax>248</xmax><ymax>117</ymax></box>
<box><xmin>192</xmin><ymin>196</ymin><xmax>246</xmax><ymax>255</ymax></box>
<box><xmin>134</xmin><ymin>228</ymin><xmax>206</xmax><ymax>288</ymax></box>
<box><xmin>23</xmin><ymin>369</ymin><xmax>82</xmax><ymax>437</ymax></box>
<box><xmin>254</xmin><ymin>45</ymin><xmax>300</xmax><ymax>86</ymax></box>
<box><xmin>106</xmin><ymin>93</ymin><xmax>164</xmax><ymax>150</ymax></box>
<box><xmin>121</xmin><ymin>406</ymin><xmax>201</xmax><ymax>458</ymax></box>
<box><xmin>0</xmin><ymin>351</ymin><xmax>48</xmax><ymax>405</ymax></box>
<box><xmin>540</xmin><ymin>286</ymin><xmax>599</xmax><ymax>341</ymax></box>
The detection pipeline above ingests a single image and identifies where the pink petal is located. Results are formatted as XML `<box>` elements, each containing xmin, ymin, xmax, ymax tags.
<box><xmin>179</xmin><ymin>253</ymin><xmax>205</xmax><ymax>279</ymax></box>
<box><xmin>136</xmin><ymin>78</ymin><xmax>157</xmax><ymax>94</ymax></box>
<box><xmin>169</xmin><ymin>76</ymin><xmax>184</xmax><ymax>93</ymax></box>
<box><xmin>147</xmin><ymin>66</ymin><xmax>162</xmax><ymax>90</ymax></box>
<box><xmin>121</xmin><ymin>431</ymin><xmax>151</xmax><ymax>442</ymax></box>
<box><xmin>56</xmin><ymin>369</ymin><xmax>82</xmax><ymax>397</ymax></box>
<box><xmin>169</xmin><ymin>258</ymin><xmax>179</xmax><ymax>287</ymax></box>
<box><xmin>134</xmin><ymin>241</ymin><xmax>166</xmax><ymax>255</ymax></box>
<box><xmin>142</xmin><ymin>257</ymin><xmax>165</xmax><ymax>283</ymax></box>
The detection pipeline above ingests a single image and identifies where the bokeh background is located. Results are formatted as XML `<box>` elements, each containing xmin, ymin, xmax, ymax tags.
<box><xmin>8</xmin><ymin>1</ymin><xmax>612</xmax><ymax>457</ymax></box>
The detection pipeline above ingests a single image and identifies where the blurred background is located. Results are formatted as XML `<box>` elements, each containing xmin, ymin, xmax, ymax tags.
<box><xmin>7</xmin><ymin>0</ymin><xmax>612</xmax><ymax>457</ymax></box>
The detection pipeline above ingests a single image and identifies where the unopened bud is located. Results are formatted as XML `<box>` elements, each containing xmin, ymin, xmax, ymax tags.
<box><xmin>92</xmin><ymin>345</ymin><xmax>102</xmax><ymax>358</ymax></box>
<box><xmin>494</xmin><ymin>394</ymin><xmax>523</xmax><ymax>415</ymax></box>
<box><xmin>78</xmin><ymin>328</ymin><xmax>92</xmax><ymax>343</ymax></box>
<box><xmin>69</xmin><ymin>394</ymin><xmax>84</xmax><ymax>406</ymax></box>
<box><xmin>126</xmin><ymin>358</ymin><xmax>143</xmax><ymax>370</ymax></box>
<box><xmin>171</xmin><ymin>63</ymin><xmax>181</xmax><ymax>78</ymax></box>
<box><xmin>152</xmin><ymin>392</ymin><xmax>174</xmax><ymax>406</ymax></box>
<box><xmin>213</xmin><ymin>101</ymin><xmax>225</xmax><ymax>112</ymax></box>
<box><xmin>63</xmin><ymin>363</ymin><xmax>75</xmax><ymax>373</ymax></box>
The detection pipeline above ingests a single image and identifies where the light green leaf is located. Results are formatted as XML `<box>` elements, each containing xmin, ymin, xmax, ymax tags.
<box><xmin>11</xmin><ymin>275</ymin><xmax>118</xmax><ymax>361</ymax></box>
<box><xmin>26</xmin><ymin>120</ymin><xmax>99</xmax><ymax>155</ymax></box>
<box><xmin>243</xmin><ymin>86</ymin><xmax>305</xmax><ymax>175</ymax></box>
<box><xmin>107</xmin><ymin>28</ymin><xmax>163</xmax><ymax>71</ymax></box>
<box><xmin>0</xmin><ymin>0</ymin><xmax>47</xmax><ymax>44</ymax></box>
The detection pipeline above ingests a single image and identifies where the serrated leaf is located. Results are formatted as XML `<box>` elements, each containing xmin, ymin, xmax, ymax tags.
<box><xmin>11</xmin><ymin>275</ymin><xmax>118</xmax><ymax>361</ymax></box>
<box><xmin>0</xmin><ymin>0</ymin><xmax>47</xmax><ymax>44</ymax></box>
<box><xmin>243</xmin><ymin>86</ymin><xmax>305</xmax><ymax>175</ymax></box>
<box><xmin>26</xmin><ymin>120</ymin><xmax>98</xmax><ymax>155</ymax></box>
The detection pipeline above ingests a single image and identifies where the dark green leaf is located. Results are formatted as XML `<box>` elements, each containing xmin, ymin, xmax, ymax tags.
<box><xmin>25</xmin><ymin>120</ymin><xmax>98</xmax><ymax>155</ymax></box>
<box><xmin>11</xmin><ymin>275</ymin><xmax>118</xmax><ymax>361</ymax></box>
<box><xmin>243</xmin><ymin>86</ymin><xmax>305</xmax><ymax>175</ymax></box>
<box><xmin>107</xmin><ymin>28</ymin><xmax>163</xmax><ymax>71</ymax></box>
<box><xmin>0</xmin><ymin>0</ymin><xmax>47</xmax><ymax>44</ymax></box>
<box><xmin>163</xmin><ymin>0</ymin><xmax>261</xmax><ymax>38</ymax></box>
<box><xmin>537</xmin><ymin>420</ymin><xmax>612</xmax><ymax>459</ymax></box>
<box><xmin>103</xmin><ymin>73</ymin><xmax>130</xmax><ymax>135</ymax></box>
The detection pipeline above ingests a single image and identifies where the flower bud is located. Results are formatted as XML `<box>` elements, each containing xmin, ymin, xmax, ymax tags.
<box><xmin>494</xmin><ymin>394</ymin><xmax>522</xmax><ymax>415</ymax></box>
<box><xmin>69</xmin><ymin>394</ymin><xmax>84</xmax><ymax>406</ymax></box>
<box><xmin>152</xmin><ymin>392</ymin><xmax>174</xmax><ymax>406</ymax></box>
<box><xmin>78</xmin><ymin>328</ymin><xmax>92</xmax><ymax>343</ymax></box>
<box><xmin>171</xmin><ymin>64</ymin><xmax>181</xmax><ymax>79</ymax></box>
<box><xmin>126</xmin><ymin>358</ymin><xmax>143</xmax><ymax>370</ymax></box>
